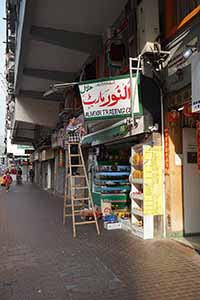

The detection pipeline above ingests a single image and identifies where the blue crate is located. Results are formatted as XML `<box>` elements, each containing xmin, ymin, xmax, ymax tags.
<box><xmin>103</xmin><ymin>215</ymin><xmax>118</xmax><ymax>223</ymax></box>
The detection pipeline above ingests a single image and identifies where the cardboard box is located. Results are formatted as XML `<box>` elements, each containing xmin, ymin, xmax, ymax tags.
<box><xmin>104</xmin><ymin>222</ymin><xmax>122</xmax><ymax>230</ymax></box>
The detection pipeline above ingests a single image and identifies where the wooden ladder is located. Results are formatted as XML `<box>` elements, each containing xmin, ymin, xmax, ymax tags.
<box><xmin>63</xmin><ymin>142</ymin><xmax>100</xmax><ymax>238</ymax></box>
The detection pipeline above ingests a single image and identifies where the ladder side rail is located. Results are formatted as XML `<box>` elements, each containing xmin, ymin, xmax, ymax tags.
<box><xmin>63</xmin><ymin>148</ymin><xmax>69</xmax><ymax>224</ymax></box>
<box><xmin>129</xmin><ymin>56</ymin><xmax>142</xmax><ymax>126</ymax></box>
<box><xmin>78</xmin><ymin>144</ymin><xmax>100</xmax><ymax>235</ymax></box>
<box><xmin>68</xmin><ymin>143</ymin><xmax>77</xmax><ymax>238</ymax></box>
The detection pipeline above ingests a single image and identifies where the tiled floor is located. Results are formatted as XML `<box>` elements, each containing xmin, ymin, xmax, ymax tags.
<box><xmin>1</xmin><ymin>183</ymin><xmax>200</xmax><ymax>300</ymax></box>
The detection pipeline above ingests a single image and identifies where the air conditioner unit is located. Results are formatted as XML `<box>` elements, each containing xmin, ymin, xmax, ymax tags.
<box><xmin>141</xmin><ymin>41</ymin><xmax>161</xmax><ymax>55</ymax></box>
<box><xmin>137</xmin><ymin>0</ymin><xmax>160</xmax><ymax>53</ymax></box>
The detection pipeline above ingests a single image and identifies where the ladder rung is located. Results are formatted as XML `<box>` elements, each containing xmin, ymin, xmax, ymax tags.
<box><xmin>64</xmin><ymin>204</ymin><xmax>83</xmax><ymax>208</ymax></box>
<box><xmin>70</xmin><ymin>164</ymin><xmax>83</xmax><ymax>167</ymax></box>
<box><xmin>67</xmin><ymin>175</ymin><xmax>86</xmax><ymax>178</ymax></box>
<box><xmin>70</xmin><ymin>154</ymin><xmax>81</xmax><ymax>157</ymax></box>
<box><xmin>69</xmin><ymin>175</ymin><xmax>86</xmax><ymax>178</ymax></box>
<box><xmin>71</xmin><ymin>186</ymin><xmax>88</xmax><ymax>189</ymax></box>
<box><xmin>75</xmin><ymin>221</ymin><xmax>96</xmax><ymax>225</ymax></box>
<box><xmin>64</xmin><ymin>212</ymin><xmax>80</xmax><ymax>217</ymax></box>
<box><xmin>67</xmin><ymin>174</ymin><xmax>86</xmax><ymax>177</ymax></box>
<box><xmin>73</xmin><ymin>197</ymin><xmax>89</xmax><ymax>201</ymax></box>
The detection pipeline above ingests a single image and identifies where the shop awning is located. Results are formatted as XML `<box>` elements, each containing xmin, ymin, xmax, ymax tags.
<box><xmin>81</xmin><ymin>120</ymin><xmax>128</xmax><ymax>146</ymax></box>
<box><xmin>81</xmin><ymin>117</ymin><xmax>147</xmax><ymax>146</ymax></box>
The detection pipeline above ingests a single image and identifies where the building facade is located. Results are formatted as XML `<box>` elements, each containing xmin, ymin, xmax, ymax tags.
<box><xmin>5</xmin><ymin>0</ymin><xmax>200</xmax><ymax>238</ymax></box>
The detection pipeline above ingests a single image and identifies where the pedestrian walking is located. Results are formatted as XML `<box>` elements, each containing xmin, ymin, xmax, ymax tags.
<box><xmin>29</xmin><ymin>167</ymin><xmax>34</xmax><ymax>183</ymax></box>
<box><xmin>16</xmin><ymin>167</ymin><xmax>22</xmax><ymax>185</ymax></box>
<box><xmin>3</xmin><ymin>171</ymin><xmax>13</xmax><ymax>192</ymax></box>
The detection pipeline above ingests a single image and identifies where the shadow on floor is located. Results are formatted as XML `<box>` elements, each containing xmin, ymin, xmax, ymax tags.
<box><xmin>174</xmin><ymin>235</ymin><xmax>200</xmax><ymax>254</ymax></box>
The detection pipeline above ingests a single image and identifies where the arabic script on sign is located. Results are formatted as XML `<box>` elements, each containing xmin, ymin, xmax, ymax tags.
<box><xmin>79</xmin><ymin>76</ymin><xmax>139</xmax><ymax>120</ymax></box>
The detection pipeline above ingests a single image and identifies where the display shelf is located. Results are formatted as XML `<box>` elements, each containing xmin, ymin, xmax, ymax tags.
<box><xmin>97</xmin><ymin>161</ymin><xmax>130</xmax><ymax>166</ymax></box>
<box><xmin>129</xmin><ymin>176</ymin><xmax>143</xmax><ymax>185</ymax></box>
<box><xmin>132</xmin><ymin>224</ymin><xmax>144</xmax><ymax>239</ymax></box>
<box><xmin>130</xmin><ymin>144</ymin><xmax>155</xmax><ymax>239</ymax></box>
<box><xmin>131</xmin><ymin>178</ymin><xmax>143</xmax><ymax>185</ymax></box>
<box><xmin>96</xmin><ymin>165</ymin><xmax>130</xmax><ymax>173</ymax></box>
<box><xmin>96</xmin><ymin>171</ymin><xmax>130</xmax><ymax>178</ymax></box>
<box><xmin>107</xmin><ymin>200</ymin><xmax>127</xmax><ymax>203</ymax></box>
<box><xmin>93</xmin><ymin>162</ymin><xmax>131</xmax><ymax>210</ymax></box>
<box><xmin>132</xmin><ymin>208</ymin><xmax>144</xmax><ymax>217</ymax></box>
<box><xmin>95</xmin><ymin>186</ymin><xmax>130</xmax><ymax>193</ymax></box>
<box><xmin>130</xmin><ymin>192</ymin><xmax>144</xmax><ymax>201</ymax></box>
<box><xmin>129</xmin><ymin>157</ymin><xmax>143</xmax><ymax>168</ymax></box>
<box><xmin>95</xmin><ymin>179</ymin><xmax>129</xmax><ymax>185</ymax></box>
<box><xmin>132</xmin><ymin>214</ymin><xmax>154</xmax><ymax>239</ymax></box>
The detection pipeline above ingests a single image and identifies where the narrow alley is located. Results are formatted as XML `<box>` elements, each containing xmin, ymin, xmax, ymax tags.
<box><xmin>0</xmin><ymin>183</ymin><xmax>200</xmax><ymax>300</ymax></box>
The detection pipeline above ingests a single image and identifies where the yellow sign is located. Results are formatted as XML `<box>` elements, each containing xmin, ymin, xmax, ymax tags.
<box><xmin>143</xmin><ymin>145</ymin><xmax>163</xmax><ymax>215</ymax></box>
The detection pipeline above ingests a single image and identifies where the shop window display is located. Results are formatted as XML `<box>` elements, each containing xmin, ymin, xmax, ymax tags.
<box><xmin>92</xmin><ymin>147</ymin><xmax>131</xmax><ymax>222</ymax></box>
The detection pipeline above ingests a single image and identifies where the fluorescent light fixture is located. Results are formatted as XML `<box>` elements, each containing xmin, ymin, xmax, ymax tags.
<box><xmin>53</xmin><ymin>82</ymin><xmax>78</xmax><ymax>89</ymax></box>
<box><xmin>43</xmin><ymin>88</ymin><xmax>56</xmax><ymax>97</ymax></box>
<box><xmin>43</xmin><ymin>81</ymin><xmax>79</xmax><ymax>97</ymax></box>
<box><xmin>178</xmin><ymin>106</ymin><xmax>184</xmax><ymax>111</ymax></box>
<box><xmin>183</xmin><ymin>43</ymin><xmax>197</xmax><ymax>60</ymax></box>
<box><xmin>183</xmin><ymin>48</ymin><xmax>194</xmax><ymax>60</ymax></box>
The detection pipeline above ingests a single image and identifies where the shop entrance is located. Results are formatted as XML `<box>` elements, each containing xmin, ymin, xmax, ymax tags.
<box><xmin>183</xmin><ymin>128</ymin><xmax>200</xmax><ymax>235</ymax></box>
<box><xmin>91</xmin><ymin>143</ymin><xmax>132</xmax><ymax>225</ymax></box>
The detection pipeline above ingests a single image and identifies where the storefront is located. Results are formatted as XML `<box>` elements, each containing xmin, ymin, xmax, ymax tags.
<box><xmin>39</xmin><ymin>149</ymin><xmax>55</xmax><ymax>190</ymax></box>
<box><xmin>80</xmin><ymin>73</ymin><xmax>164</xmax><ymax>239</ymax></box>
<box><xmin>165</xmin><ymin>93</ymin><xmax>200</xmax><ymax>236</ymax></box>
<box><xmin>30</xmin><ymin>151</ymin><xmax>39</xmax><ymax>184</ymax></box>
<box><xmin>51</xmin><ymin>129</ymin><xmax>66</xmax><ymax>195</ymax></box>
<box><xmin>164</xmin><ymin>23</ymin><xmax>200</xmax><ymax>236</ymax></box>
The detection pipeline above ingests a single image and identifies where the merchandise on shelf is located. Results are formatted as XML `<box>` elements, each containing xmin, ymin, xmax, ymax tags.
<box><xmin>92</xmin><ymin>159</ymin><xmax>131</xmax><ymax>212</ymax></box>
<box><xmin>129</xmin><ymin>145</ymin><xmax>152</xmax><ymax>239</ymax></box>
<box><xmin>129</xmin><ymin>143</ymin><xmax>163</xmax><ymax>239</ymax></box>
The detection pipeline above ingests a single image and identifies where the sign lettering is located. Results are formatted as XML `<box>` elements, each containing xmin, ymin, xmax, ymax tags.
<box><xmin>78</xmin><ymin>75</ymin><xmax>139</xmax><ymax>120</ymax></box>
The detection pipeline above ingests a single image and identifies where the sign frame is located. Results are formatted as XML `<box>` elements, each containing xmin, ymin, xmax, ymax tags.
<box><xmin>78</xmin><ymin>74</ymin><xmax>143</xmax><ymax>121</ymax></box>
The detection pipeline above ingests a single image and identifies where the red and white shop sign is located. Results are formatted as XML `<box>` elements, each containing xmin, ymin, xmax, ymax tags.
<box><xmin>164</xmin><ymin>128</ymin><xmax>169</xmax><ymax>174</ymax></box>
<box><xmin>59</xmin><ymin>149</ymin><xmax>65</xmax><ymax>168</ymax></box>
<box><xmin>78</xmin><ymin>75</ymin><xmax>140</xmax><ymax>120</ymax></box>
<box><xmin>166</xmin><ymin>111</ymin><xmax>179</xmax><ymax>127</ymax></box>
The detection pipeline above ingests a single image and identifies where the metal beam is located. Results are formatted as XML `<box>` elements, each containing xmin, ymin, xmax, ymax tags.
<box><xmin>23</xmin><ymin>68</ymin><xmax>76</xmax><ymax>82</ymax></box>
<box><xmin>15</xmin><ymin>0</ymin><xmax>35</xmax><ymax>95</ymax></box>
<box><xmin>30</xmin><ymin>26</ymin><xmax>102</xmax><ymax>54</ymax></box>
<box><xmin>11</xmin><ymin>136</ymin><xmax>34</xmax><ymax>144</ymax></box>
<box><xmin>19</xmin><ymin>90</ymin><xmax>63</xmax><ymax>102</ymax></box>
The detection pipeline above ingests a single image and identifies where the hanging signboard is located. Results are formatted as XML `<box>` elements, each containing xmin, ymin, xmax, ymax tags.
<box><xmin>78</xmin><ymin>75</ymin><xmax>141</xmax><ymax>120</ymax></box>
<box><xmin>41</xmin><ymin>150</ymin><xmax>46</xmax><ymax>161</ymax></box>
<box><xmin>34</xmin><ymin>152</ymin><xmax>39</xmax><ymax>161</ymax></box>
<box><xmin>46</xmin><ymin>149</ymin><xmax>54</xmax><ymax>160</ymax></box>
<box><xmin>51</xmin><ymin>128</ymin><xmax>65</xmax><ymax>148</ymax></box>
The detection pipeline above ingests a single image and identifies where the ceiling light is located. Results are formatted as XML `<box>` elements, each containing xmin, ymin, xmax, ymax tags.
<box><xmin>183</xmin><ymin>48</ymin><xmax>194</xmax><ymax>60</ymax></box>
<box><xmin>43</xmin><ymin>82</ymin><xmax>79</xmax><ymax>97</ymax></box>
<box><xmin>178</xmin><ymin>106</ymin><xmax>184</xmax><ymax>111</ymax></box>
